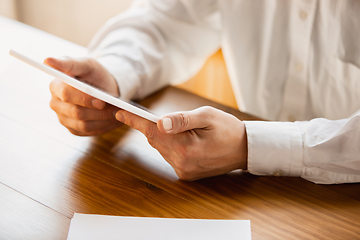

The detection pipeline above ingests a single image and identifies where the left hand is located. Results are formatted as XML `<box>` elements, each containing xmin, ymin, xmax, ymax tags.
<box><xmin>115</xmin><ymin>106</ymin><xmax>248</xmax><ymax>180</ymax></box>
<box><xmin>45</xmin><ymin>57</ymin><xmax>122</xmax><ymax>136</ymax></box>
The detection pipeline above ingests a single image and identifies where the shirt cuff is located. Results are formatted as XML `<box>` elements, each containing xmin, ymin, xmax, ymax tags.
<box><xmin>94</xmin><ymin>55</ymin><xmax>141</xmax><ymax>100</ymax></box>
<box><xmin>243</xmin><ymin>121</ymin><xmax>304</xmax><ymax>177</ymax></box>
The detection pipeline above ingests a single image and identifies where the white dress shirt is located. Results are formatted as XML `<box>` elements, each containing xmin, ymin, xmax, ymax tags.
<box><xmin>88</xmin><ymin>0</ymin><xmax>360</xmax><ymax>184</ymax></box>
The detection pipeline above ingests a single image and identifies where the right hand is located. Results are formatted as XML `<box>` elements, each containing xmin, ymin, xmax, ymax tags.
<box><xmin>115</xmin><ymin>106</ymin><xmax>248</xmax><ymax>181</ymax></box>
<box><xmin>45</xmin><ymin>57</ymin><xmax>123</xmax><ymax>136</ymax></box>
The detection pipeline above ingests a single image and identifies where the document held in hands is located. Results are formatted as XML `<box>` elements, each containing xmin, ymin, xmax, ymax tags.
<box><xmin>67</xmin><ymin>214</ymin><xmax>252</xmax><ymax>240</ymax></box>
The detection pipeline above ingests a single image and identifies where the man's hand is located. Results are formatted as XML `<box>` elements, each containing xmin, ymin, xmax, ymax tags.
<box><xmin>45</xmin><ymin>57</ymin><xmax>123</xmax><ymax>136</ymax></box>
<box><xmin>115</xmin><ymin>106</ymin><xmax>248</xmax><ymax>180</ymax></box>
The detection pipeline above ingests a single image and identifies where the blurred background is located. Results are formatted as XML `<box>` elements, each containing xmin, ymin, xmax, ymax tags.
<box><xmin>0</xmin><ymin>0</ymin><xmax>237</xmax><ymax>109</ymax></box>
<box><xmin>0</xmin><ymin>0</ymin><xmax>132</xmax><ymax>46</ymax></box>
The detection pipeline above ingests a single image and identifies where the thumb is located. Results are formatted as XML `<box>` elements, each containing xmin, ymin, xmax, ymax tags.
<box><xmin>44</xmin><ymin>57</ymin><xmax>92</xmax><ymax>77</ymax></box>
<box><xmin>158</xmin><ymin>107</ymin><xmax>211</xmax><ymax>134</ymax></box>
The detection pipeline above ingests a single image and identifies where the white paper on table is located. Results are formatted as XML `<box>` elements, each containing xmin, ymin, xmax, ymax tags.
<box><xmin>67</xmin><ymin>213</ymin><xmax>251</xmax><ymax>240</ymax></box>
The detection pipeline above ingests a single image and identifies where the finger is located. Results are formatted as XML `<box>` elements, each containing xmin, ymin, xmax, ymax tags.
<box><xmin>44</xmin><ymin>57</ymin><xmax>92</xmax><ymax>78</ymax></box>
<box><xmin>50</xmin><ymin>96</ymin><xmax>117</xmax><ymax>121</ymax></box>
<box><xmin>158</xmin><ymin>106</ymin><xmax>214</xmax><ymax>134</ymax></box>
<box><xmin>57</xmin><ymin>113</ymin><xmax>121</xmax><ymax>134</ymax></box>
<box><xmin>50</xmin><ymin>79</ymin><xmax>105</xmax><ymax>109</ymax></box>
<box><xmin>115</xmin><ymin>110</ymin><xmax>159</xmax><ymax>139</ymax></box>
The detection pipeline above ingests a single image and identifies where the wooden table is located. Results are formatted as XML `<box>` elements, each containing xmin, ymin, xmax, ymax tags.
<box><xmin>0</xmin><ymin>16</ymin><xmax>359</xmax><ymax>240</ymax></box>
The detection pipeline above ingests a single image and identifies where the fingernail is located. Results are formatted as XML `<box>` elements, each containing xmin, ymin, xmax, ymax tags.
<box><xmin>162</xmin><ymin>117</ymin><xmax>172</xmax><ymax>131</ymax></box>
<box><xmin>116</xmin><ymin>112</ymin><xmax>125</xmax><ymax>122</ymax></box>
<box><xmin>92</xmin><ymin>99</ymin><xmax>105</xmax><ymax>109</ymax></box>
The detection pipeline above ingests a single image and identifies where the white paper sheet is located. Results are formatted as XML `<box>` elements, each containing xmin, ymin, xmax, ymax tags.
<box><xmin>67</xmin><ymin>213</ymin><xmax>251</xmax><ymax>240</ymax></box>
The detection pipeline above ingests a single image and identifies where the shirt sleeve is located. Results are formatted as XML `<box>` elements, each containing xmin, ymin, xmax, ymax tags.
<box><xmin>88</xmin><ymin>0</ymin><xmax>221</xmax><ymax>100</ymax></box>
<box><xmin>243</xmin><ymin>110</ymin><xmax>360</xmax><ymax>184</ymax></box>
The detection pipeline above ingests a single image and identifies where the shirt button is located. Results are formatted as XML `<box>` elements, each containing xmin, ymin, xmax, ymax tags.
<box><xmin>295</xmin><ymin>63</ymin><xmax>303</xmax><ymax>72</ymax></box>
<box><xmin>299</xmin><ymin>10</ymin><xmax>308</xmax><ymax>20</ymax></box>
<box><xmin>273</xmin><ymin>170</ymin><xmax>283</xmax><ymax>177</ymax></box>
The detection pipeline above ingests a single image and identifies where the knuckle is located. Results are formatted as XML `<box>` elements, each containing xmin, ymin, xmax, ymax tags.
<box><xmin>87</xmin><ymin>58</ymin><xmax>96</xmax><ymax>67</ymax></box>
<box><xmin>49</xmin><ymin>98</ymin><xmax>56</xmax><ymax>111</ymax></box>
<box><xmin>67</xmin><ymin>128</ymin><xmax>82</xmax><ymax>136</ymax></box>
<box><xmin>59</xmin><ymin>85</ymin><xmax>70</xmax><ymax>103</ymax></box>
<box><xmin>71</xmin><ymin>106</ymin><xmax>84</xmax><ymax>120</ymax></box>
<box><xmin>144</xmin><ymin>126</ymin><xmax>156</xmax><ymax>139</ymax></box>
<box><xmin>195</xmin><ymin>106</ymin><xmax>217</xmax><ymax>123</ymax></box>
<box><xmin>66</xmin><ymin>60</ymin><xmax>75</xmax><ymax>74</ymax></box>
<box><xmin>179</xmin><ymin>113</ymin><xmax>191</xmax><ymax>129</ymax></box>
<box><xmin>57</xmin><ymin>115</ymin><xmax>67</xmax><ymax>127</ymax></box>
<box><xmin>201</xmin><ymin>106</ymin><xmax>213</xmax><ymax>111</ymax></box>
<box><xmin>198</xmin><ymin>106</ymin><xmax>213</xmax><ymax>117</ymax></box>
<box><xmin>49</xmin><ymin>80</ymin><xmax>56</xmax><ymax>93</ymax></box>
<box><xmin>49</xmin><ymin>79</ymin><xmax>61</xmax><ymax>94</ymax></box>
<box><xmin>77</xmin><ymin>121</ymin><xmax>90</xmax><ymax>133</ymax></box>
<box><xmin>80</xmin><ymin>94</ymin><xmax>90</xmax><ymax>107</ymax></box>
<box><xmin>121</xmin><ymin>113</ymin><xmax>132</xmax><ymax>125</ymax></box>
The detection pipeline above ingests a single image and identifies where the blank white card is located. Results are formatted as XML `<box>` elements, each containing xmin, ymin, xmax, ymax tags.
<box><xmin>67</xmin><ymin>213</ymin><xmax>251</xmax><ymax>240</ymax></box>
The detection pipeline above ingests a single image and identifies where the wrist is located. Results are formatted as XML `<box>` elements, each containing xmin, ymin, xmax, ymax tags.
<box><xmin>239</xmin><ymin>121</ymin><xmax>248</xmax><ymax>170</ymax></box>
